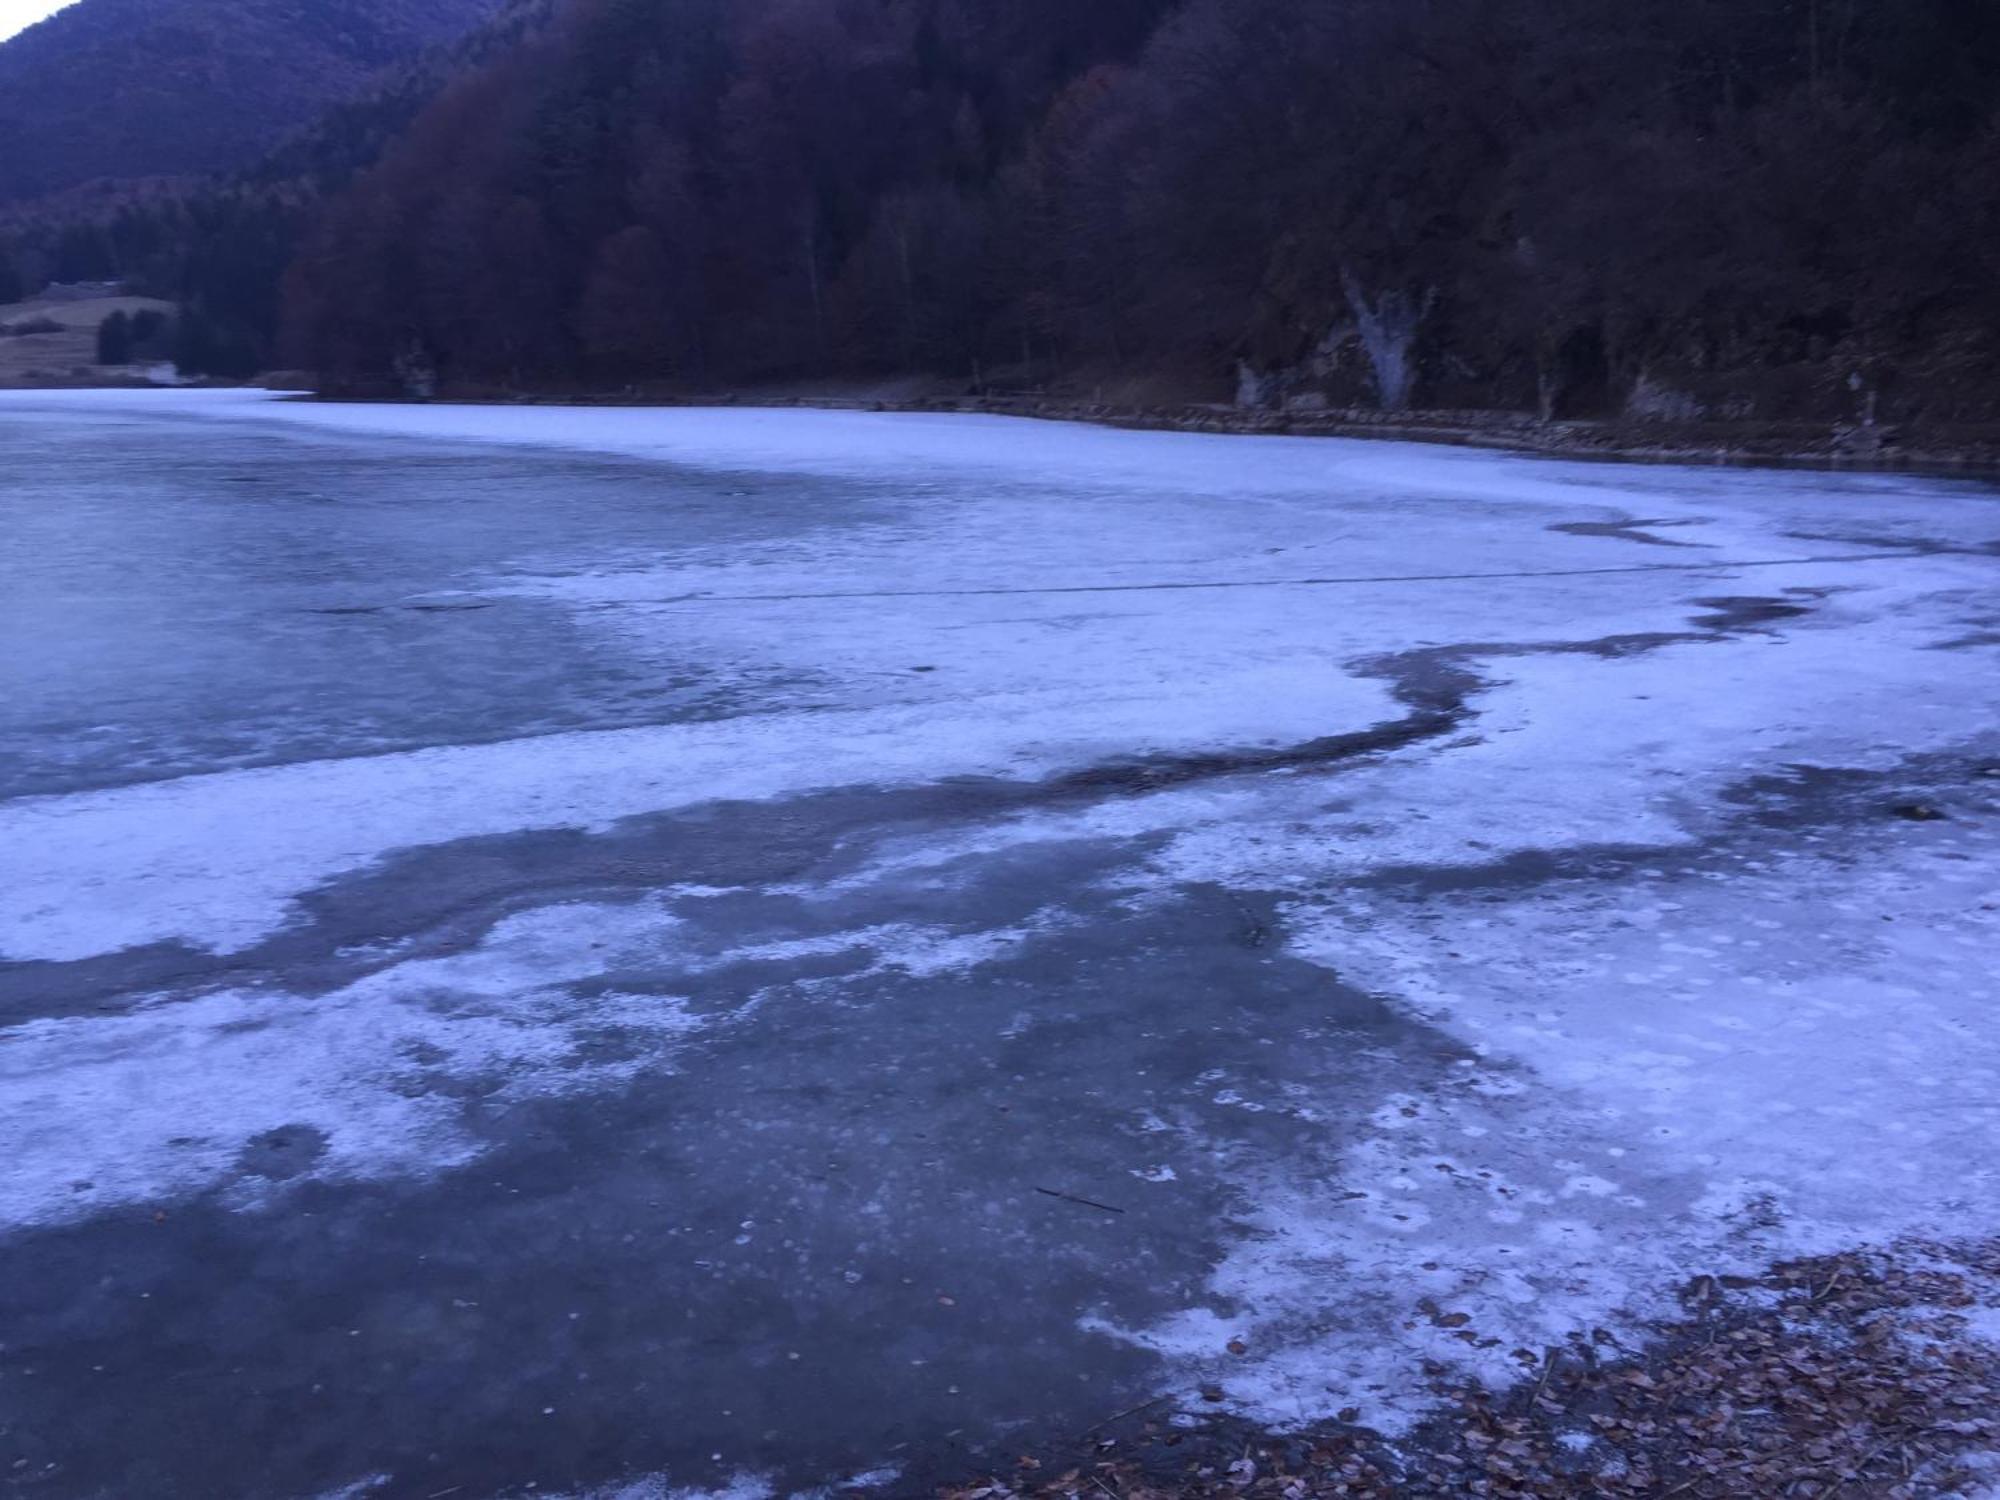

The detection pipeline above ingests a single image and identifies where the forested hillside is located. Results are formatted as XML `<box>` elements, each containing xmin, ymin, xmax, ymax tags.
<box><xmin>279</xmin><ymin>0</ymin><xmax>2000</xmax><ymax>427</ymax></box>
<box><xmin>0</xmin><ymin>0</ymin><xmax>505</xmax><ymax>202</ymax></box>
<box><xmin>0</xmin><ymin>0</ymin><xmax>559</xmax><ymax>376</ymax></box>
<box><xmin>10</xmin><ymin>0</ymin><xmax>2000</xmax><ymax>430</ymax></box>
<box><xmin>284</xmin><ymin>0</ymin><xmax>1171</xmax><ymax>389</ymax></box>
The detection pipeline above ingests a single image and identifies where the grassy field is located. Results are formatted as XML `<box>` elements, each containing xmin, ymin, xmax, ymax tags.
<box><xmin>0</xmin><ymin>292</ymin><xmax>177</xmax><ymax>387</ymax></box>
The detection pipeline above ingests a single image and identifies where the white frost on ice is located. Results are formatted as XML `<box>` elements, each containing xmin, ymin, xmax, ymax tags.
<box><xmin>543</xmin><ymin>1471</ymin><xmax>896</xmax><ymax>1500</ymax></box>
<box><xmin>0</xmin><ymin>663</ymin><xmax>1394</xmax><ymax>963</ymax></box>
<box><xmin>558</xmin><ymin>1476</ymin><xmax>776</xmax><ymax>1500</ymax></box>
<box><xmin>1090</xmin><ymin>755</ymin><xmax>2000</xmax><ymax>1431</ymax></box>
<box><xmin>5</xmin><ymin>390</ymin><xmax>2000</xmax><ymax>1442</ymax></box>
<box><xmin>0</xmin><ymin>897</ymin><xmax>715</xmax><ymax>1228</ymax></box>
<box><xmin>6</xmin><ymin>390</ymin><xmax>1993</xmax><ymax>966</ymax></box>
<box><xmin>0</xmin><ymin>891</ymin><xmax>1069</xmax><ymax>1227</ymax></box>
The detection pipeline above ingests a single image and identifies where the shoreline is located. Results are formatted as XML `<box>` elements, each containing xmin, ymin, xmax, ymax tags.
<box><xmin>921</xmin><ymin>1236</ymin><xmax>2000</xmax><ymax>1499</ymax></box>
<box><xmin>13</xmin><ymin>375</ymin><xmax>1998</xmax><ymax>477</ymax></box>
<box><xmin>296</xmin><ymin>386</ymin><xmax>2000</xmax><ymax>479</ymax></box>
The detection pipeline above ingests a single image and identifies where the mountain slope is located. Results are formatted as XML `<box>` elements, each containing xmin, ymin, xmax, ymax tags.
<box><xmin>283</xmin><ymin>0</ymin><xmax>2000</xmax><ymax>426</ymax></box>
<box><xmin>0</xmin><ymin>0</ymin><xmax>506</xmax><ymax>202</ymax></box>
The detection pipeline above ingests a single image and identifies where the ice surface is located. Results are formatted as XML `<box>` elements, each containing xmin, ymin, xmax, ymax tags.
<box><xmin>3</xmin><ymin>389</ymin><xmax>1999</xmax><ymax>1472</ymax></box>
<box><xmin>0</xmin><ymin>665</ymin><xmax>1397</xmax><ymax>962</ymax></box>
<box><xmin>1</xmin><ymin>898</ymin><xmax>711</xmax><ymax>1226</ymax></box>
<box><xmin>5</xmin><ymin>391</ymin><xmax>1989</xmax><ymax>966</ymax></box>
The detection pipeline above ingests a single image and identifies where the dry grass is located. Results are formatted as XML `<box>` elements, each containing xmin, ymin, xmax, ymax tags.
<box><xmin>0</xmin><ymin>293</ymin><xmax>176</xmax><ymax>386</ymax></box>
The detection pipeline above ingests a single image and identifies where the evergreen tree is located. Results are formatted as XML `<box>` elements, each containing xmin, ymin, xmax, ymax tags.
<box><xmin>172</xmin><ymin>304</ymin><xmax>263</xmax><ymax>378</ymax></box>
<box><xmin>54</xmin><ymin>223</ymin><xmax>118</xmax><ymax>283</ymax></box>
<box><xmin>171</xmin><ymin>306</ymin><xmax>216</xmax><ymax>374</ymax></box>
<box><xmin>129</xmin><ymin>309</ymin><xmax>174</xmax><ymax>362</ymax></box>
<box><xmin>95</xmin><ymin>310</ymin><xmax>134</xmax><ymax>365</ymax></box>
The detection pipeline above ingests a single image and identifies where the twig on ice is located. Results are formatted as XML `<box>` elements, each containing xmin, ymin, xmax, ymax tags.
<box><xmin>1036</xmin><ymin>1186</ymin><xmax>1125</xmax><ymax>1215</ymax></box>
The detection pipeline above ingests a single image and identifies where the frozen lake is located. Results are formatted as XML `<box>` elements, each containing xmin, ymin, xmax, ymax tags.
<box><xmin>3</xmin><ymin>390</ymin><xmax>1999</xmax><ymax>1499</ymax></box>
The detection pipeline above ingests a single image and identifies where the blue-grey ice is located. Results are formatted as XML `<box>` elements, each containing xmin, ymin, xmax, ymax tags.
<box><xmin>2</xmin><ymin>389</ymin><xmax>1997</xmax><ymax>1498</ymax></box>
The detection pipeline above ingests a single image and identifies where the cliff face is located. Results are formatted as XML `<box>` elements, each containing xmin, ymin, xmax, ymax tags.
<box><xmin>0</xmin><ymin>0</ymin><xmax>505</xmax><ymax>202</ymax></box>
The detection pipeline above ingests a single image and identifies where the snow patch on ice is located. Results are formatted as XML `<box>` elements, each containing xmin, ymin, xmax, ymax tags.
<box><xmin>6</xmin><ymin>390</ymin><xmax>2000</xmax><ymax>1446</ymax></box>
<box><xmin>0</xmin><ymin>665</ymin><xmax>1395</xmax><ymax>964</ymax></box>
<box><xmin>1102</xmin><ymin>778</ymin><xmax>2000</xmax><ymax>1430</ymax></box>
<box><xmin>0</xmin><ymin>892</ymin><xmax>1077</xmax><ymax>1228</ymax></box>
<box><xmin>548</xmin><ymin>1472</ymin><xmax>897</xmax><ymax>1500</ymax></box>
<box><xmin>0</xmin><ymin>897</ymin><xmax>714</xmax><ymax>1228</ymax></box>
<box><xmin>557</xmin><ymin>1476</ymin><xmax>775</xmax><ymax>1500</ymax></box>
<box><xmin>308</xmin><ymin>1480</ymin><xmax>393</xmax><ymax>1500</ymax></box>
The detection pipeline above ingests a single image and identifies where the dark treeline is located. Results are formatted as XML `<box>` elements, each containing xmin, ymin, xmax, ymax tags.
<box><xmin>0</xmin><ymin>0</ymin><xmax>558</xmax><ymax>376</ymax></box>
<box><xmin>286</xmin><ymin>0</ymin><xmax>1176</xmax><ymax>391</ymax></box>
<box><xmin>0</xmin><ymin>189</ymin><xmax>305</xmax><ymax>375</ymax></box>
<box><xmin>15</xmin><ymin>0</ymin><xmax>2000</xmax><ymax>424</ymax></box>
<box><xmin>284</xmin><ymin>0</ymin><xmax>2000</xmax><ymax>424</ymax></box>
